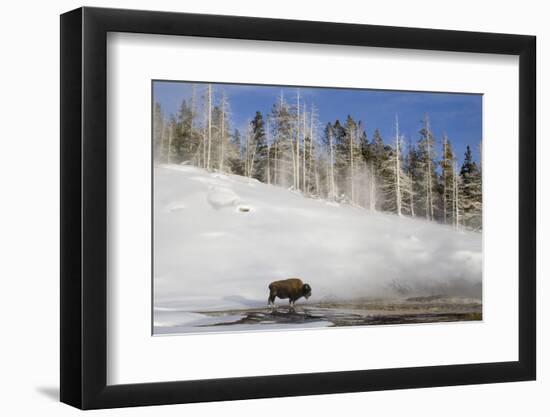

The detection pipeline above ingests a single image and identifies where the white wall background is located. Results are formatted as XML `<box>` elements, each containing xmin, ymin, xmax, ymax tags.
<box><xmin>0</xmin><ymin>0</ymin><xmax>545</xmax><ymax>415</ymax></box>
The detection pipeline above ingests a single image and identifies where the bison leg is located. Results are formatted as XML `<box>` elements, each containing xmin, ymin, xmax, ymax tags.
<box><xmin>268</xmin><ymin>291</ymin><xmax>276</xmax><ymax>308</ymax></box>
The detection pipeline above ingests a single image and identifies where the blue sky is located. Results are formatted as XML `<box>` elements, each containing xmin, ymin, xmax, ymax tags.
<box><xmin>153</xmin><ymin>81</ymin><xmax>482</xmax><ymax>162</ymax></box>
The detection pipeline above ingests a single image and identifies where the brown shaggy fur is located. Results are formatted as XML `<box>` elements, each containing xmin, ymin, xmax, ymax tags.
<box><xmin>268</xmin><ymin>278</ymin><xmax>312</xmax><ymax>308</ymax></box>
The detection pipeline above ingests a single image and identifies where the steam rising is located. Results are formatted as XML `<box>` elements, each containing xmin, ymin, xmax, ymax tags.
<box><xmin>154</xmin><ymin>165</ymin><xmax>481</xmax><ymax>312</ymax></box>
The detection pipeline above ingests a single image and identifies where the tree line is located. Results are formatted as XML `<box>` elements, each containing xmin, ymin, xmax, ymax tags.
<box><xmin>153</xmin><ymin>84</ymin><xmax>482</xmax><ymax>230</ymax></box>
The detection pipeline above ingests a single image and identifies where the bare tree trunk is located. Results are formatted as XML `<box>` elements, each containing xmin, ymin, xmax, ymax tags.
<box><xmin>308</xmin><ymin>108</ymin><xmax>314</xmax><ymax>194</ymax></box>
<box><xmin>206</xmin><ymin>84</ymin><xmax>212</xmax><ymax>170</ymax></box>
<box><xmin>266</xmin><ymin>115</ymin><xmax>271</xmax><ymax>184</ymax></box>
<box><xmin>442</xmin><ymin>136</ymin><xmax>448</xmax><ymax>223</ymax></box>
<box><xmin>424</xmin><ymin>114</ymin><xmax>434</xmax><ymax>221</ymax></box>
<box><xmin>166</xmin><ymin>122</ymin><xmax>172</xmax><ymax>164</ymax></box>
<box><xmin>267</xmin><ymin>143</ymin><xmax>271</xmax><ymax>184</ymax></box>
<box><xmin>190</xmin><ymin>84</ymin><xmax>198</xmax><ymax>166</ymax></box>
<box><xmin>219</xmin><ymin>92</ymin><xmax>226</xmax><ymax>172</ymax></box>
<box><xmin>315</xmin><ymin>164</ymin><xmax>320</xmax><ymax>197</ymax></box>
<box><xmin>290</xmin><ymin>133</ymin><xmax>296</xmax><ymax>187</ymax></box>
<box><xmin>302</xmin><ymin>103</ymin><xmax>307</xmax><ymax>192</ymax></box>
<box><xmin>453</xmin><ymin>160</ymin><xmax>460</xmax><ymax>229</ymax></box>
<box><xmin>202</xmin><ymin>124</ymin><xmax>207</xmax><ymax>168</ymax></box>
<box><xmin>274</xmin><ymin>142</ymin><xmax>278</xmax><ymax>185</ymax></box>
<box><xmin>329</xmin><ymin>129</ymin><xmax>336</xmax><ymax>201</ymax></box>
<box><xmin>245</xmin><ymin>126</ymin><xmax>249</xmax><ymax>177</ymax></box>
<box><xmin>409</xmin><ymin>169</ymin><xmax>415</xmax><ymax>217</ymax></box>
<box><xmin>369</xmin><ymin>162</ymin><xmax>376</xmax><ymax>212</ymax></box>
<box><xmin>249</xmin><ymin>146</ymin><xmax>257</xmax><ymax>178</ymax></box>
<box><xmin>246</xmin><ymin>125</ymin><xmax>257</xmax><ymax>178</ymax></box>
<box><xmin>158</xmin><ymin>116</ymin><xmax>165</xmax><ymax>165</ymax></box>
<box><xmin>295</xmin><ymin>91</ymin><xmax>300</xmax><ymax>190</ymax></box>
<box><xmin>408</xmin><ymin>138</ymin><xmax>415</xmax><ymax>217</ymax></box>
<box><xmin>395</xmin><ymin>115</ymin><xmax>402</xmax><ymax>216</ymax></box>
<box><xmin>326</xmin><ymin>162</ymin><xmax>330</xmax><ymax>199</ymax></box>
<box><xmin>349</xmin><ymin>125</ymin><xmax>355</xmax><ymax>204</ymax></box>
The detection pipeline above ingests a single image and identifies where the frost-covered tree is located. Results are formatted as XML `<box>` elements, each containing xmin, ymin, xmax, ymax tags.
<box><xmin>303</xmin><ymin>104</ymin><xmax>320</xmax><ymax>196</ymax></box>
<box><xmin>330</xmin><ymin>116</ymin><xmax>363</xmax><ymax>204</ymax></box>
<box><xmin>345</xmin><ymin>116</ymin><xmax>363</xmax><ymax>204</ymax></box>
<box><xmin>217</xmin><ymin>92</ymin><xmax>229</xmax><ymax>172</ymax></box>
<box><xmin>322</xmin><ymin>122</ymin><xmax>337</xmax><ymax>201</ymax></box>
<box><xmin>265</xmin><ymin>115</ymin><xmax>272</xmax><ymax>184</ymax></box>
<box><xmin>366</xmin><ymin>161</ymin><xmax>379</xmax><ymax>212</ymax></box>
<box><xmin>270</xmin><ymin>93</ymin><xmax>294</xmax><ymax>188</ymax></box>
<box><xmin>382</xmin><ymin>115</ymin><xmax>412</xmax><ymax>215</ymax></box>
<box><xmin>452</xmin><ymin>160</ymin><xmax>464</xmax><ymax>229</ymax></box>
<box><xmin>206</xmin><ymin>84</ymin><xmax>213</xmax><ymax>170</ymax></box>
<box><xmin>294</xmin><ymin>91</ymin><xmax>301</xmax><ymax>190</ymax></box>
<box><xmin>244</xmin><ymin>122</ymin><xmax>256</xmax><ymax>178</ymax></box>
<box><xmin>417</xmin><ymin>114</ymin><xmax>438</xmax><ymax>221</ymax></box>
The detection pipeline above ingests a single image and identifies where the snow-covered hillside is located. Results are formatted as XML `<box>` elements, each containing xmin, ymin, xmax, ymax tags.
<box><xmin>153</xmin><ymin>164</ymin><xmax>481</xmax><ymax>332</ymax></box>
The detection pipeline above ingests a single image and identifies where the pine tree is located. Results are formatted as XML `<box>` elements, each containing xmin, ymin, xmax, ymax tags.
<box><xmin>440</xmin><ymin>135</ymin><xmax>455</xmax><ymax>224</ymax></box>
<box><xmin>227</xmin><ymin>128</ymin><xmax>244</xmax><ymax>175</ymax></box>
<box><xmin>359</xmin><ymin>129</ymin><xmax>370</xmax><ymax>164</ymax></box>
<box><xmin>153</xmin><ymin>102</ymin><xmax>164</xmax><ymax>162</ymax></box>
<box><xmin>370</xmin><ymin>128</ymin><xmax>391</xmax><ymax>210</ymax></box>
<box><xmin>370</xmin><ymin>128</ymin><xmax>387</xmax><ymax>173</ymax></box>
<box><xmin>460</xmin><ymin>145</ymin><xmax>482</xmax><ymax>230</ymax></box>
<box><xmin>331</xmin><ymin>116</ymin><xmax>362</xmax><ymax>203</ymax></box>
<box><xmin>168</xmin><ymin>99</ymin><xmax>200</xmax><ymax>163</ymax></box>
<box><xmin>405</xmin><ymin>139</ymin><xmax>420</xmax><ymax>217</ymax></box>
<box><xmin>250</xmin><ymin>111</ymin><xmax>268</xmax><ymax>181</ymax></box>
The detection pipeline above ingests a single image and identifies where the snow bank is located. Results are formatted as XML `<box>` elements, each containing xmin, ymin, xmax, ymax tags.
<box><xmin>154</xmin><ymin>165</ymin><xmax>482</xmax><ymax>313</ymax></box>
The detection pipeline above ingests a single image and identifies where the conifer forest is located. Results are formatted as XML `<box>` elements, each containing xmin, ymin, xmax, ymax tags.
<box><xmin>153</xmin><ymin>83</ymin><xmax>482</xmax><ymax>231</ymax></box>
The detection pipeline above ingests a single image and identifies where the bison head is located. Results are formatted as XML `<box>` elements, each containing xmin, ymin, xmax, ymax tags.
<box><xmin>303</xmin><ymin>283</ymin><xmax>312</xmax><ymax>299</ymax></box>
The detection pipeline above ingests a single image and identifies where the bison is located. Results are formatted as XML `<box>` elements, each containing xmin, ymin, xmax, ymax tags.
<box><xmin>268</xmin><ymin>278</ymin><xmax>312</xmax><ymax>310</ymax></box>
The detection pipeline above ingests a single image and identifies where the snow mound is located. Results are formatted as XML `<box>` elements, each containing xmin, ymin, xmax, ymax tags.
<box><xmin>206</xmin><ymin>186</ymin><xmax>240</xmax><ymax>209</ymax></box>
<box><xmin>163</xmin><ymin>201</ymin><xmax>186</xmax><ymax>212</ymax></box>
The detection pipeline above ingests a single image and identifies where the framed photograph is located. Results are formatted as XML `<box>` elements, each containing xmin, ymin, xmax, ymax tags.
<box><xmin>60</xmin><ymin>6</ymin><xmax>536</xmax><ymax>409</ymax></box>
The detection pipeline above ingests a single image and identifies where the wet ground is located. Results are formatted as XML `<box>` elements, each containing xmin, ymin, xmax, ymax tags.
<box><xmin>195</xmin><ymin>297</ymin><xmax>482</xmax><ymax>329</ymax></box>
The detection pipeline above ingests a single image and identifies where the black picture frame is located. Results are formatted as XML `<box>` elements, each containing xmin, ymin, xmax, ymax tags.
<box><xmin>60</xmin><ymin>6</ymin><xmax>536</xmax><ymax>410</ymax></box>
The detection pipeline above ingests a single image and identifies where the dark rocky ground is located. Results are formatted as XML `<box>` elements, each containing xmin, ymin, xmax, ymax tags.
<box><xmin>196</xmin><ymin>297</ymin><xmax>482</xmax><ymax>328</ymax></box>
